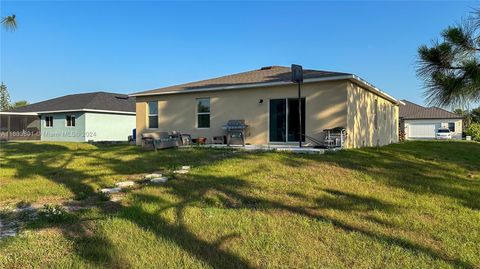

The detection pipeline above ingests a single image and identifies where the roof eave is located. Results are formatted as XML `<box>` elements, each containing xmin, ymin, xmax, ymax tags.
<box><xmin>1</xmin><ymin>109</ymin><xmax>135</xmax><ymax>115</ymax></box>
<box><xmin>346</xmin><ymin>75</ymin><xmax>400</xmax><ymax>105</ymax></box>
<box><xmin>402</xmin><ymin>117</ymin><xmax>464</xmax><ymax>120</ymax></box>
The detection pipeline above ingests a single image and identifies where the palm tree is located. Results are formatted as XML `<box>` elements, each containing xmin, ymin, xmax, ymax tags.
<box><xmin>1</xmin><ymin>14</ymin><xmax>17</xmax><ymax>31</ymax></box>
<box><xmin>416</xmin><ymin>9</ymin><xmax>480</xmax><ymax>108</ymax></box>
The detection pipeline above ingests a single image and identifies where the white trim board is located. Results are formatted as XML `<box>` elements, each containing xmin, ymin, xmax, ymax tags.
<box><xmin>0</xmin><ymin>112</ymin><xmax>38</xmax><ymax>116</ymax></box>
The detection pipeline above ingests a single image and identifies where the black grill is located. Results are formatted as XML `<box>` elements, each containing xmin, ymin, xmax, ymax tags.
<box><xmin>222</xmin><ymin>120</ymin><xmax>248</xmax><ymax>146</ymax></box>
<box><xmin>223</xmin><ymin>120</ymin><xmax>248</xmax><ymax>130</ymax></box>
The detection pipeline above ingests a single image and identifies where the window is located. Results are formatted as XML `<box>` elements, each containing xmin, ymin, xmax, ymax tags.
<box><xmin>448</xmin><ymin>122</ymin><xmax>455</xmax><ymax>132</ymax></box>
<box><xmin>45</xmin><ymin>116</ymin><xmax>53</xmax><ymax>127</ymax></box>
<box><xmin>148</xmin><ymin>101</ymin><xmax>158</xmax><ymax>128</ymax></box>
<box><xmin>197</xmin><ymin>98</ymin><xmax>210</xmax><ymax>128</ymax></box>
<box><xmin>66</xmin><ymin>115</ymin><xmax>75</xmax><ymax>127</ymax></box>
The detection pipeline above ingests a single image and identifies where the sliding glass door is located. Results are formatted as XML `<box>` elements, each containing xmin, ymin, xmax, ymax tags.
<box><xmin>269</xmin><ymin>99</ymin><xmax>286</xmax><ymax>142</ymax></box>
<box><xmin>269</xmin><ymin>98</ymin><xmax>305</xmax><ymax>142</ymax></box>
<box><xmin>287</xmin><ymin>98</ymin><xmax>306</xmax><ymax>142</ymax></box>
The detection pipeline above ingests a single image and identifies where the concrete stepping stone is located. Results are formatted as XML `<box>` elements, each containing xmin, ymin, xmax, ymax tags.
<box><xmin>100</xmin><ymin>187</ymin><xmax>122</xmax><ymax>194</ymax></box>
<box><xmin>150</xmin><ymin>177</ymin><xmax>168</xmax><ymax>184</ymax></box>
<box><xmin>115</xmin><ymin>181</ymin><xmax>135</xmax><ymax>188</ymax></box>
<box><xmin>145</xmin><ymin>173</ymin><xmax>162</xmax><ymax>179</ymax></box>
<box><xmin>173</xmin><ymin>170</ymin><xmax>189</xmax><ymax>174</ymax></box>
<box><xmin>181</xmin><ymin>166</ymin><xmax>191</xmax><ymax>170</ymax></box>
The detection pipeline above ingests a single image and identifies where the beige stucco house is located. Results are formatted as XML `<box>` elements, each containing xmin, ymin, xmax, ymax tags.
<box><xmin>130</xmin><ymin>66</ymin><xmax>401</xmax><ymax>148</ymax></box>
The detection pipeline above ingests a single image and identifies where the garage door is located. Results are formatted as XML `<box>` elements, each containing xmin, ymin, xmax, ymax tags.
<box><xmin>408</xmin><ymin>123</ymin><xmax>439</xmax><ymax>138</ymax></box>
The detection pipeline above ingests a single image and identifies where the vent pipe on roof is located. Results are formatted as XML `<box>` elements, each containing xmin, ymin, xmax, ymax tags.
<box><xmin>260</xmin><ymin>66</ymin><xmax>273</xmax><ymax>70</ymax></box>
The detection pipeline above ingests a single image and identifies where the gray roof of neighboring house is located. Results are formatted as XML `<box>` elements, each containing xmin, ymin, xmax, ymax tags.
<box><xmin>7</xmin><ymin>92</ymin><xmax>135</xmax><ymax>114</ymax></box>
<box><xmin>399</xmin><ymin>100</ymin><xmax>463</xmax><ymax>120</ymax></box>
<box><xmin>131</xmin><ymin>66</ymin><xmax>352</xmax><ymax>96</ymax></box>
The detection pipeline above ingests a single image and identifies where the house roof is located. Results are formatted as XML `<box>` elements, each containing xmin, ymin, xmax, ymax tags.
<box><xmin>399</xmin><ymin>100</ymin><xmax>463</xmax><ymax>120</ymax></box>
<box><xmin>7</xmin><ymin>92</ymin><xmax>135</xmax><ymax>115</ymax></box>
<box><xmin>131</xmin><ymin>66</ymin><xmax>349</xmax><ymax>96</ymax></box>
<box><xmin>130</xmin><ymin>66</ymin><xmax>399</xmax><ymax>104</ymax></box>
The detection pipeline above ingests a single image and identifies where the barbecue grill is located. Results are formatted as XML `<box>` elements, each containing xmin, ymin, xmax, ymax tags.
<box><xmin>222</xmin><ymin>120</ymin><xmax>248</xmax><ymax>146</ymax></box>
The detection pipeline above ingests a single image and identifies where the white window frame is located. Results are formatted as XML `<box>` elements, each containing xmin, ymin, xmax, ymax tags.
<box><xmin>147</xmin><ymin>101</ymin><xmax>159</xmax><ymax>129</ymax></box>
<box><xmin>65</xmin><ymin>115</ymin><xmax>76</xmax><ymax>127</ymax></box>
<box><xmin>45</xmin><ymin>116</ymin><xmax>53</xmax><ymax>128</ymax></box>
<box><xmin>196</xmin><ymin>98</ymin><xmax>210</xmax><ymax>129</ymax></box>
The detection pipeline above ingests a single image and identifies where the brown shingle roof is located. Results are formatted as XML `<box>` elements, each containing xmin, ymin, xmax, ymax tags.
<box><xmin>8</xmin><ymin>92</ymin><xmax>135</xmax><ymax>114</ymax></box>
<box><xmin>399</xmin><ymin>100</ymin><xmax>463</xmax><ymax>119</ymax></box>
<box><xmin>131</xmin><ymin>66</ymin><xmax>351</xmax><ymax>96</ymax></box>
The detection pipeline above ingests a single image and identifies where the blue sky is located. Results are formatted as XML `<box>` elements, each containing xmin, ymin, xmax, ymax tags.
<box><xmin>0</xmin><ymin>1</ymin><xmax>477</xmax><ymax>107</ymax></box>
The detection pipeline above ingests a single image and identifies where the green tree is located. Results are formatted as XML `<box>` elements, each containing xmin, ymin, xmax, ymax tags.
<box><xmin>453</xmin><ymin>108</ymin><xmax>464</xmax><ymax>114</ymax></box>
<box><xmin>471</xmin><ymin>106</ymin><xmax>480</xmax><ymax>123</ymax></box>
<box><xmin>11</xmin><ymin>100</ymin><xmax>28</xmax><ymax>109</ymax></box>
<box><xmin>453</xmin><ymin>108</ymin><xmax>472</xmax><ymax>128</ymax></box>
<box><xmin>466</xmin><ymin>122</ymin><xmax>480</xmax><ymax>141</ymax></box>
<box><xmin>1</xmin><ymin>14</ymin><xmax>17</xmax><ymax>31</ymax></box>
<box><xmin>0</xmin><ymin>82</ymin><xmax>11</xmax><ymax>111</ymax></box>
<box><xmin>417</xmin><ymin>9</ymin><xmax>480</xmax><ymax>107</ymax></box>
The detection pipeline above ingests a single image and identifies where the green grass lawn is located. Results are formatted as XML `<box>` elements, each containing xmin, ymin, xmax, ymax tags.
<box><xmin>0</xmin><ymin>141</ymin><xmax>479</xmax><ymax>268</ymax></box>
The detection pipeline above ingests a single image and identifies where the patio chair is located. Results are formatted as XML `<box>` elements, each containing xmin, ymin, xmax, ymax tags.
<box><xmin>141</xmin><ymin>131</ymin><xmax>191</xmax><ymax>150</ymax></box>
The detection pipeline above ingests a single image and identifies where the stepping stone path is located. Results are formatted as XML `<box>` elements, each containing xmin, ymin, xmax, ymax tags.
<box><xmin>150</xmin><ymin>177</ymin><xmax>168</xmax><ymax>184</ymax></box>
<box><xmin>174</xmin><ymin>166</ymin><xmax>191</xmax><ymax>174</ymax></box>
<box><xmin>115</xmin><ymin>181</ymin><xmax>135</xmax><ymax>188</ymax></box>
<box><xmin>99</xmin><ymin>165</ymin><xmax>191</xmax><ymax>199</ymax></box>
<box><xmin>144</xmin><ymin>172</ymin><xmax>169</xmax><ymax>184</ymax></box>
<box><xmin>100</xmin><ymin>187</ymin><xmax>122</xmax><ymax>194</ymax></box>
<box><xmin>2</xmin><ymin>165</ymin><xmax>192</xmax><ymax>240</ymax></box>
<box><xmin>144</xmin><ymin>173</ymin><xmax>163</xmax><ymax>179</ymax></box>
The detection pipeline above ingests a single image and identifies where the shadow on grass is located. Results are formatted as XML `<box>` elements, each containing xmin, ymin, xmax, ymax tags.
<box><xmin>1</xmin><ymin>142</ymin><xmax>254</xmax><ymax>268</ymax></box>
<box><xmin>278</xmin><ymin>141</ymin><xmax>480</xmax><ymax>210</ymax></box>
<box><xmin>161</xmin><ymin>171</ymin><xmax>475</xmax><ymax>269</ymax></box>
<box><xmin>1</xmin><ymin>141</ymin><xmax>478</xmax><ymax>268</ymax></box>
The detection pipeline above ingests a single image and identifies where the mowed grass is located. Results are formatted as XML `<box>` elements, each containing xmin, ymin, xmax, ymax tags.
<box><xmin>0</xmin><ymin>141</ymin><xmax>479</xmax><ymax>268</ymax></box>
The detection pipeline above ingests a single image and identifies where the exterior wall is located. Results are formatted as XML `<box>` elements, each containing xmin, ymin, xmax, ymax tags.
<box><xmin>404</xmin><ymin>119</ymin><xmax>463</xmax><ymax>140</ymax></box>
<box><xmin>84</xmin><ymin>112</ymin><xmax>136</xmax><ymax>141</ymax></box>
<box><xmin>40</xmin><ymin>112</ymin><xmax>86</xmax><ymax>142</ymax></box>
<box><xmin>346</xmin><ymin>82</ymin><xmax>398</xmax><ymax>148</ymax></box>
<box><xmin>136</xmin><ymin>81</ymin><xmax>349</xmax><ymax>146</ymax></box>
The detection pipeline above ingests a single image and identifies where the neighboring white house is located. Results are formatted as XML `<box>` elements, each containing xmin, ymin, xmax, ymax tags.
<box><xmin>399</xmin><ymin>100</ymin><xmax>463</xmax><ymax>140</ymax></box>
<box><xmin>0</xmin><ymin>92</ymin><xmax>136</xmax><ymax>142</ymax></box>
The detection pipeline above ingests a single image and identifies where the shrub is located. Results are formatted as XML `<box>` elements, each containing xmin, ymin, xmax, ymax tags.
<box><xmin>38</xmin><ymin>204</ymin><xmax>72</xmax><ymax>223</ymax></box>
<box><xmin>466</xmin><ymin>123</ymin><xmax>480</xmax><ymax>141</ymax></box>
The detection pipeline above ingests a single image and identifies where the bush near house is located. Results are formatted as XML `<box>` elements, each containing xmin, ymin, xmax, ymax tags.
<box><xmin>0</xmin><ymin>141</ymin><xmax>479</xmax><ymax>268</ymax></box>
<box><xmin>466</xmin><ymin>122</ymin><xmax>480</xmax><ymax>141</ymax></box>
